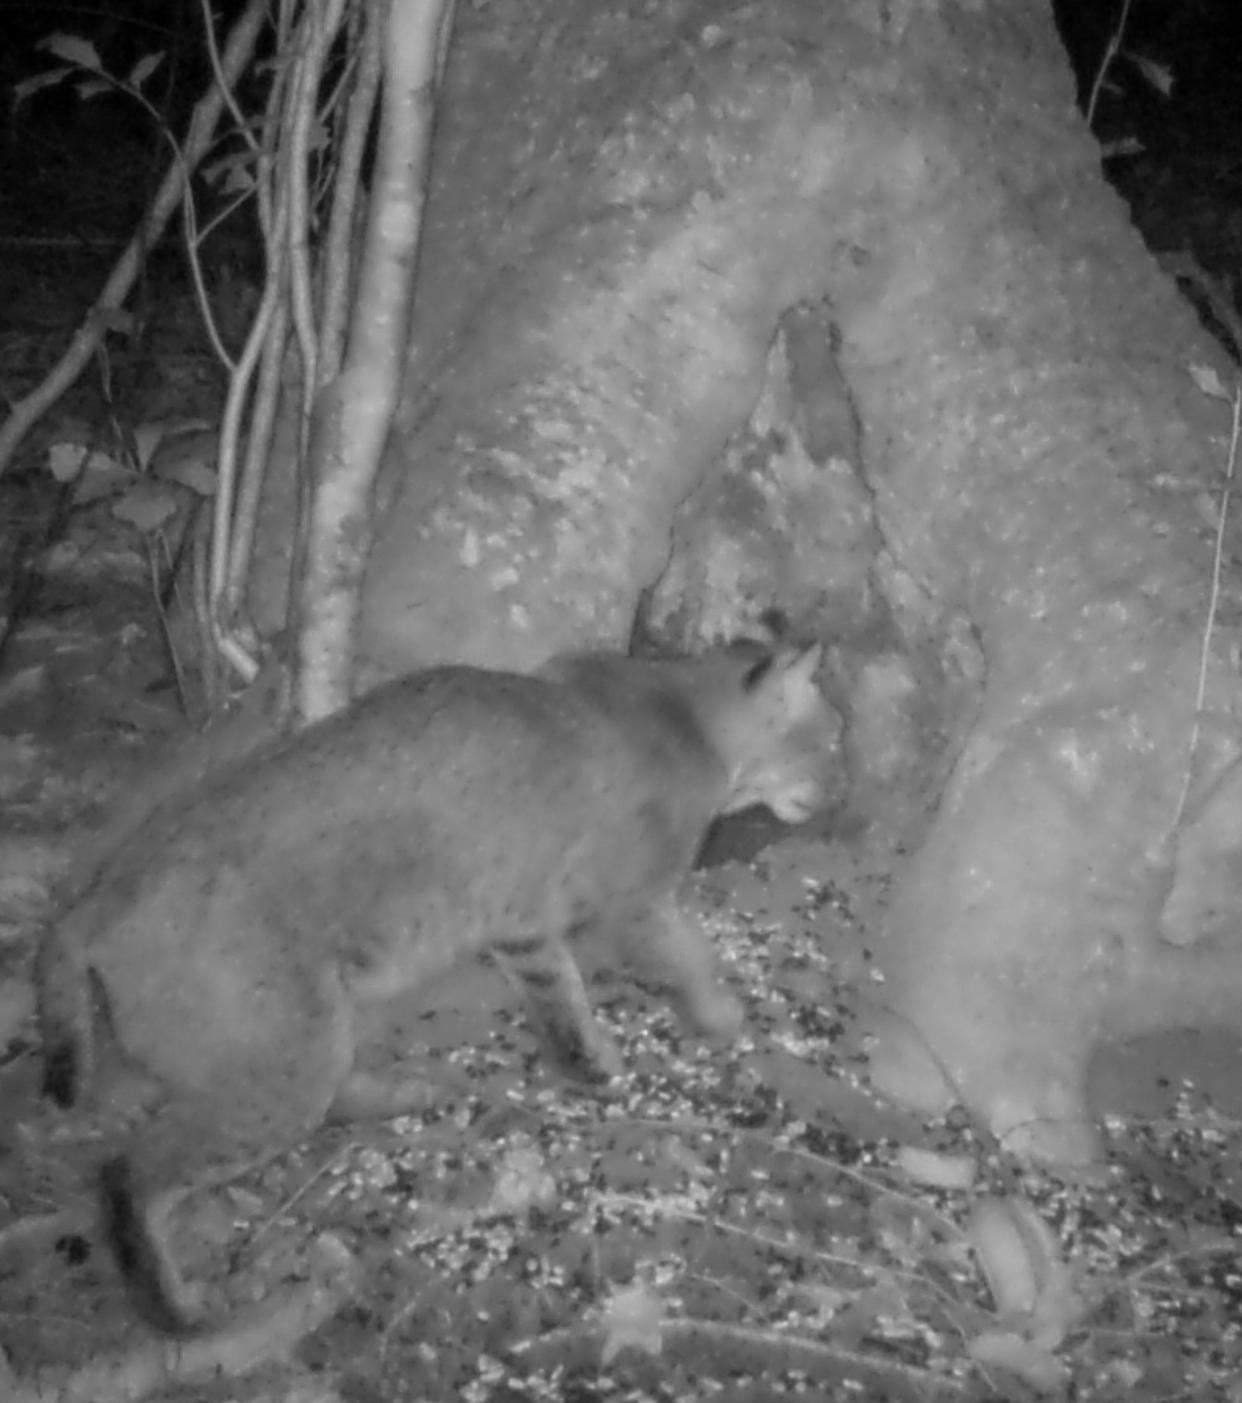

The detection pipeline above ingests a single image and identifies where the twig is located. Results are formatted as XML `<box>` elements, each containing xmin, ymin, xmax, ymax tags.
<box><xmin>0</xmin><ymin>0</ymin><xmax>269</xmax><ymax>479</ymax></box>
<box><xmin>1085</xmin><ymin>0</ymin><xmax>1133</xmax><ymax>131</ymax></box>
<box><xmin>196</xmin><ymin>0</ymin><xmax>262</xmax><ymax>164</ymax></box>
<box><xmin>147</xmin><ymin>533</ymin><xmax>191</xmax><ymax>718</ymax></box>
<box><xmin>318</xmin><ymin>12</ymin><xmax>384</xmax><ymax>382</ymax></box>
<box><xmin>223</xmin><ymin>295</ymin><xmax>290</xmax><ymax>627</ymax></box>
<box><xmin>285</xmin><ymin>0</ymin><xmax>347</xmax><ymax>443</ymax></box>
<box><xmin>206</xmin><ymin>189</ymin><xmax>290</xmax><ymax>681</ymax></box>
<box><xmin>1170</xmin><ymin>379</ymin><xmax>1242</xmax><ymax>832</ymax></box>
<box><xmin>295</xmin><ymin>0</ymin><xmax>452</xmax><ymax>720</ymax></box>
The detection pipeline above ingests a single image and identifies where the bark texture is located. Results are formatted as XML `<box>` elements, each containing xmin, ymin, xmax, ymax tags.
<box><xmin>351</xmin><ymin>0</ymin><xmax>909</xmax><ymax>676</ymax></box>
<box><xmin>815</xmin><ymin>11</ymin><xmax>1242</xmax><ymax>1161</ymax></box>
<box><xmin>253</xmin><ymin>0</ymin><xmax>1242</xmax><ymax>1164</ymax></box>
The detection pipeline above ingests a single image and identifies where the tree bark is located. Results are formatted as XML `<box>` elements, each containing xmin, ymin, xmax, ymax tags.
<box><xmin>295</xmin><ymin>0</ymin><xmax>448</xmax><ymax>722</ymax></box>
<box><xmin>347</xmin><ymin>0</ymin><xmax>912</xmax><ymax>676</ymax></box>
<box><xmin>246</xmin><ymin>0</ymin><xmax>1242</xmax><ymax>1163</ymax></box>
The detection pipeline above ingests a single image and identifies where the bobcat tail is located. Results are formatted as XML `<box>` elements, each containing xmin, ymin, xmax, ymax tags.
<box><xmin>35</xmin><ymin>928</ymin><xmax>96</xmax><ymax>1109</ymax></box>
<box><xmin>99</xmin><ymin>1156</ymin><xmax>208</xmax><ymax>1337</ymax></box>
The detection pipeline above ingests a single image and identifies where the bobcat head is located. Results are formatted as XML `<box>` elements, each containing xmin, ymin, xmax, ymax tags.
<box><xmin>705</xmin><ymin>643</ymin><xmax>840</xmax><ymax>822</ymax></box>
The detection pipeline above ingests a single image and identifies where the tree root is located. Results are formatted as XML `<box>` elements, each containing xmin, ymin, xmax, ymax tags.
<box><xmin>6</xmin><ymin>1233</ymin><xmax>360</xmax><ymax>1403</ymax></box>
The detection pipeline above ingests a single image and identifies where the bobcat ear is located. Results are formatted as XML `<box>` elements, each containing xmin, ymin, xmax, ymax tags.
<box><xmin>740</xmin><ymin>641</ymin><xmax>823</xmax><ymax>694</ymax></box>
<box><xmin>778</xmin><ymin>642</ymin><xmax>824</xmax><ymax>685</ymax></box>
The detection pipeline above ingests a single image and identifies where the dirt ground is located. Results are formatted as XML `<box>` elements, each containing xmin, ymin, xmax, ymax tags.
<box><xmin>3</xmin><ymin>56</ymin><xmax>1242</xmax><ymax>1403</ymax></box>
<box><xmin>1</xmin><ymin>517</ymin><xmax>1241</xmax><ymax>1401</ymax></box>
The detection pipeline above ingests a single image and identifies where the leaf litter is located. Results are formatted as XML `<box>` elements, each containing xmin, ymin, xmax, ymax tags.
<box><xmin>3</xmin><ymin>837</ymin><xmax>1242</xmax><ymax>1401</ymax></box>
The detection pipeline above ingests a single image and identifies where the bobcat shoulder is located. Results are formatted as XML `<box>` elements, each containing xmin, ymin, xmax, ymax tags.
<box><xmin>37</xmin><ymin>642</ymin><xmax>838</xmax><ymax>1335</ymax></box>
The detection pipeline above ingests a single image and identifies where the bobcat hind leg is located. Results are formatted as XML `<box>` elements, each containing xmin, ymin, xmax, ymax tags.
<box><xmin>102</xmin><ymin>986</ymin><xmax>355</xmax><ymax>1335</ymax></box>
<box><xmin>99</xmin><ymin>1148</ymin><xmax>209</xmax><ymax>1335</ymax></box>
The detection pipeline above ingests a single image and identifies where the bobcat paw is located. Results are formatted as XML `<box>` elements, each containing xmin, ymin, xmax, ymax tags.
<box><xmin>545</xmin><ymin>1025</ymin><xmax>625</xmax><ymax>1087</ymax></box>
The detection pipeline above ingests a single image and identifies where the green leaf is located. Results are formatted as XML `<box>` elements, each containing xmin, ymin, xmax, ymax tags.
<box><xmin>75</xmin><ymin>78</ymin><xmax>114</xmax><ymax>103</ymax></box>
<box><xmin>40</xmin><ymin>34</ymin><xmax>101</xmax><ymax>71</ymax></box>
<box><xmin>113</xmin><ymin>481</ymin><xmax>181</xmax><ymax>533</ymax></box>
<box><xmin>131</xmin><ymin>421</ymin><xmax>168</xmax><ymax>473</ymax></box>
<box><xmin>128</xmin><ymin>52</ymin><xmax>165</xmax><ymax>90</ymax></box>
<box><xmin>11</xmin><ymin>69</ymin><xmax>73</xmax><ymax>108</ymax></box>
<box><xmin>1189</xmin><ymin>362</ymin><xmax>1230</xmax><ymax>402</ymax></box>
<box><xmin>45</xmin><ymin>440</ymin><xmax>126</xmax><ymax>486</ymax></box>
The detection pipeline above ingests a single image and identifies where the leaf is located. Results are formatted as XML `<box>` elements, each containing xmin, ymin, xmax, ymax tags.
<box><xmin>11</xmin><ymin>69</ymin><xmax>73</xmax><ymax>108</ymax></box>
<box><xmin>127</xmin><ymin>52</ymin><xmax>165</xmax><ymax>90</ymax></box>
<box><xmin>967</xmin><ymin>1196</ymin><xmax>1046</xmax><ymax>1317</ymax></box>
<box><xmin>162</xmin><ymin>458</ymin><xmax>218</xmax><ymax>498</ymax></box>
<box><xmin>75</xmin><ymin>77</ymin><xmax>113</xmax><ymax>102</ymax></box>
<box><xmin>76</xmin><ymin>465</ymin><xmax>136</xmax><ymax>505</ymax></box>
<box><xmin>153</xmin><ymin>441</ymin><xmax>218</xmax><ymax>498</ymax></box>
<box><xmin>895</xmin><ymin>1145</ymin><xmax>976</xmax><ymax>1190</ymax></box>
<box><xmin>968</xmin><ymin>1196</ymin><xmax>1080</xmax><ymax>1349</ymax></box>
<box><xmin>1126</xmin><ymin>53</ymin><xmax>1174</xmax><ymax>98</ymax></box>
<box><xmin>1097</xmin><ymin>135</ymin><xmax>1145</xmax><ymax>159</ymax></box>
<box><xmin>1189</xmin><ymin>362</ymin><xmax>1230</xmax><ymax>402</ymax></box>
<box><xmin>599</xmin><ymin>1281</ymin><xmax>664</xmax><ymax>1366</ymax></box>
<box><xmin>202</xmin><ymin>150</ymin><xmax>258</xmax><ymax>196</ymax></box>
<box><xmin>486</xmin><ymin>1143</ymin><xmax>555</xmax><ymax>1216</ymax></box>
<box><xmin>45</xmin><ymin>440</ymin><xmax>126</xmax><ymax>485</ymax></box>
<box><xmin>45</xmin><ymin>440</ymin><xmax>90</xmax><ymax>483</ymax></box>
<box><xmin>113</xmin><ymin>481</ymin><xmax>181</xmax><ymax>532</ymax></box>
<box><xmin>131</xmin><ymin>421</ymin><xmax>168</xmax><ymax>474</ymax></box>
<box><xmin>40</xmin><ymin>34</ymin><xmax>102</xmax><ymax>71</ymax></box>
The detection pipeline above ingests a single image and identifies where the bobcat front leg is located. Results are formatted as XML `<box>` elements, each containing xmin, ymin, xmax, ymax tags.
<box><xmin>492</xmin><ymin>933</ymin><xmax>624</xmax><ymax>1085</ymax></box>
<box><xmin>621</xmin><ymin>895</ymin><xmax>743</xmax><ymax>1040</ymax></box>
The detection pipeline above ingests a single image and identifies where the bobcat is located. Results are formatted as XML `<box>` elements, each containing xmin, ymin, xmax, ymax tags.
<box><xmin>37</xmin><ymin>642</ymin><xmax>837</xmax><ymax>1335</ymax></box>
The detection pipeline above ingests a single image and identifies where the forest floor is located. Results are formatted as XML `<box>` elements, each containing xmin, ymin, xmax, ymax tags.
<box><xmin>3</xmin><ymin>86</ymin><xmax>1242</xmax><ymax>1403</ymax></box>
<box><xmin>0</xmin><ymin>459</ymin><xmax>1241</xmax><ymax>1403</ymax></box>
